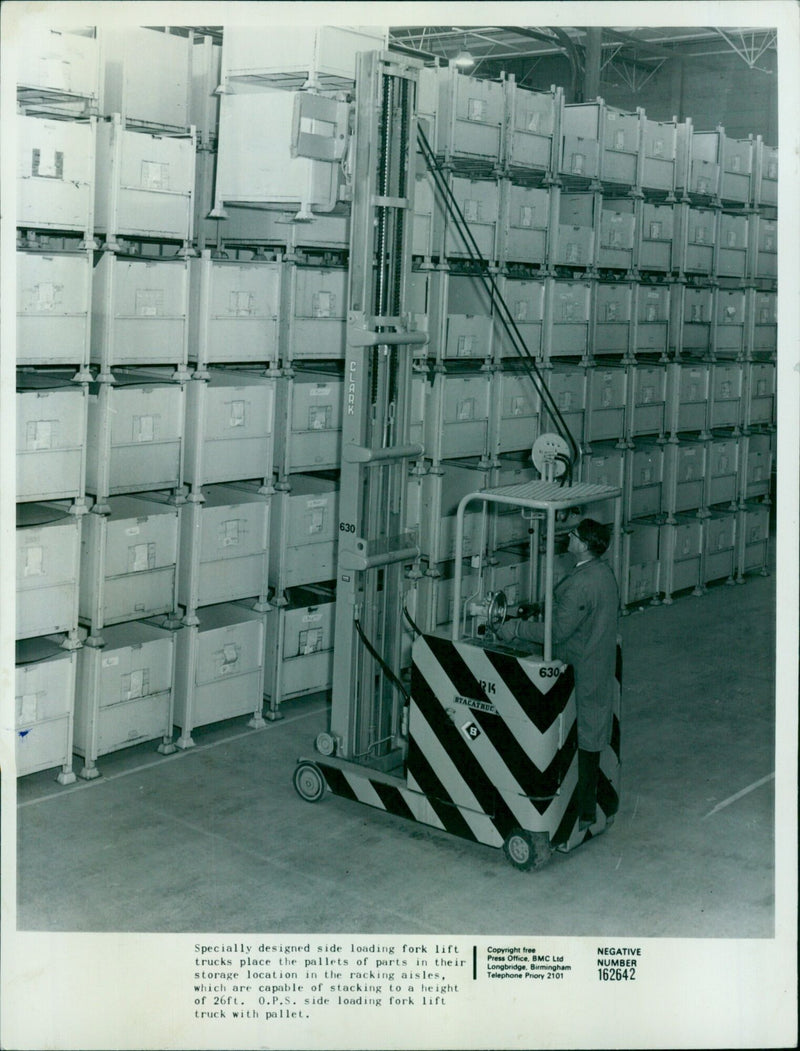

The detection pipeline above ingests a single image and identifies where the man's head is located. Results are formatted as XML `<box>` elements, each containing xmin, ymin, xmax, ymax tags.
<box><xmin>568</xmin><ymin>518</ymin><xmax>611</xmax><ymax>558</ymax></box>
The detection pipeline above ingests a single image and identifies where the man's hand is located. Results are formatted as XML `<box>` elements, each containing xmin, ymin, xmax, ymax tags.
<box><xmin>516</xmin><ymin>602</ymin><xmax>542</xmax><ymax>620</ymax></box>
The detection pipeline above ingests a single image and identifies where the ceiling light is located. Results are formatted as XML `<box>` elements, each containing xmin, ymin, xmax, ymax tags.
<box><xmin>453</xmin><ymin>34</ymin><xmax>475</xmax><ymax>68</ymax></box>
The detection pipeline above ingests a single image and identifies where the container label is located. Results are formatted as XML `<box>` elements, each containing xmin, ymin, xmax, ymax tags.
<box><xmin>307</xmin><ymin>509</ymin><xmax>325</xmax><ymax>534</ymax></box>
<box><xmin>302</xmin><ymin>612</ymin><xmax>323</xmax><ymax>623</ymax></box>
<box><xmin>641</xmin><ymin>385</ymin><xmax>654</xmax><ymax>404</ymax></box>
<box><xmin>764</xmin><ymin>235</ymin><xmax>775</xmax><ymax>252</ymax></box>
<box><xmin>221</xmin><ymin>520</ymin><xmax>241</xmax><ymax>547</ymax></box>
<box><xmin>133</xmin><ymin>415</ymin><xmax>155</xmax><ymax>442</ymax></box>
<box><xmin>31</xmin><ymin>148</ymin><xmax>64</xmax><ymax>179</ymax></box>
<box><xmin>19</xmin><ymin>693</ymin><xmax>39</xmax><ymax>724</ymax></box>
<box><xmin>463</xmin><ymin>199</ymin><xmax>480</xmax><ymax>222</ymax></box>
<box><xmin>613</xmin><ymin>129</ymin><xmax>625</xmax><ymax>150</ymax></box>
<box><xmin>729</xmin><ymin>154</ymin><xmax>741</xmax><ymax>173</ymax></box>
<box><xmin>456</xmin><ymin>398</ymin><xmax>475</xmax><ymax>421</ymax></box>
<box><xmin>467</xmin><ymin>98</ymin><xmax>487</xmax><ymax>122</ymax></box>
<box><xmin>229</xmin><ymin>399</ymin><xmax>246</xmax><ymax>428</ymax></box>
<box><xmin>312</xmin><ymin>292</ymin><xmax>334</xmax><ymax>318</ymax></box>
<box><xmin>35</xmin><ymin>282</ymin><xmax>59</xmax><ymax>310</ymax></box>
<box><xmin>141</xmin><ymin>160</ymin><xmax>169</xmax><ymax>190</ymax></box>
<box><xmin>651</xmin><ymin>138</ymin><xmax>664</xmax><ymax>158</ymax></box>
<box><xmin>519</xmin><ymin>205</ymin><xmax>534</xmax><ymax>228</ymax></box>
<box><xmin>694</xmin><ymin>225</ymin><xmax>707</xmax><ymax>244</ymax></box>
<box><xmin>122</xmin><ymin>668</ymin><xmax>148</xmax><ymax>701</ymax></box>
<box><xmin>756</xmin><ymin>379</ymin><xmax>767</xmax><ymax>396</ymax></box>
<box><xmin>565</xmin><ymin>242</ymin><xmax>582</xmax><ymax>264</ymax></box>
<box><xmin>690</xmin><ymin>305</ymin><xmax>705</xmax><ymax>323</ymax></box>
<box><xmin>135</xmin><ymin>289</ymin><xmax>164</xmax><ymax>317</ymax></box>
<box><xmin>767</xmin><ymin>161</ymin><xmax>778</xmax><ymax>179</ymax></box>
<box><xmin>513</xmin><ymin>300</ymin><xmax>528</xmax><ymax>321</ymax></box>
<box><xmin>510</xmin><ymin>396</ymin><xmax>527</xmax><ymax>417</ymax></box>
<box><xmin>129</xmin><ymin>542</ymin><xmax>155</xmax><ymax>573</ymax></box>
<box><xmin>649</xmin><ymin>221</ymin><xmax>662</xmax><ymax>240</ymax></box>
<box><xmin>299</xmin><ymin>627</ymin><xmax>323</xmax><ymax>655</ymax></box>
<box><xmin>525</xmin><ymin>110</ymin><xmax>541</xmax><ymax>132</ymax></box>
<box><xmin>24</xmin><ymin>546</ymin><xmax>43</xmax><ymax>577</ymax></box>
<box><xmin>696</xmin><ymin>176</ymin><xmax>711</xmax><ymax>194</ymax></box>
<box><xmin>457</xmin><ymin>334</ymin><xmax>476</xmax><ymax>355</ymax></box>
<box><xmin>645</xmin><ymin>306</ymin><xmax>658</xmax><ymax>322</ymax></box>
<box><xmin>229</xmin><ymin>291</ymin><xmax>253</xmax><ymax>316</ymax></box>
<box><xmin>102</xmin><ymin>655</ymin><xmax>120</xmax><ymax>667</ymax></box>
<box><xmin>559</xmin><ymin>391</ymin><xmax>573</xmax><ymax>411</ymax></box>
<box><xmin>309</xmin><ymin>406</ymin><xmax>332</xmax><ymax>430</ymax></box>
<box><xmin>222</xmin><ymin>643</ymin><xmax>239</xmax><ymax>666</ymax></box>
<box><xmin>26</xmin><ymin>419</ymin><xmax>54</xmax><ymax>450</ymax></box>
<box><xmin>310</xmin><ymin>385</ymin><xmax>332</xmax><ymax>397</ymax></box>
<box><xmin>570</xmin><ymin>152</ymin><xmax>585</xmax><ymax>175</ymax></box>
<box><xmin>605</xmin><ymin>303</ymin><xmax>619</xmax><ymax>322</ymax></box>
<box><xmin>125</xmin><ymin>525</ymin><xmax>141</xmax><ymax>536</ymax></box>
<box><xmin>306</xmin><ymin>498</ymin><xmax>328</xmax><ymax>510</ymax></box>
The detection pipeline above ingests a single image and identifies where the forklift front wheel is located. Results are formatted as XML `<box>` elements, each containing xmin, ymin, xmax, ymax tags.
<box><xmin>503</xmin><ymin>829</ymin><xmax>552</xmax><ymax>871</ymax></box>
<box><xmin>293</xmin><ymin>761</ymin><xmax>326</xmax><ymax>803</ymax></box>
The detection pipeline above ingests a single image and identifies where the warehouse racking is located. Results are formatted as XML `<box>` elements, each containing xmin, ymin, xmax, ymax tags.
<box><xmin>13</xmin><ymin>24</ymin><xmax>777</xmax><ymax>782</ymax></box>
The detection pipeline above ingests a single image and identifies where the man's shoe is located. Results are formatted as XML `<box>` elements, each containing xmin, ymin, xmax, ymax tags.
<box><xmin>579</xmin><ymin>816</ymin><xmax>595</xmax><ymax>831</ymax></box>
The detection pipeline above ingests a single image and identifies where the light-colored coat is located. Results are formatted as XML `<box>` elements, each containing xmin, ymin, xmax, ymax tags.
<box><xmin>518</xmin><ymin>557</ymin><xmax>619</xmax><ymax>751</ymax></box>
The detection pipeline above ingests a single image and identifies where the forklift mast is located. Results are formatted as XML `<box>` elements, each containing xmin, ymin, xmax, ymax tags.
<box><xmin>327</xmin><ymin>51</ymin><xmax>426</xmax><ymax>767</ymax></box>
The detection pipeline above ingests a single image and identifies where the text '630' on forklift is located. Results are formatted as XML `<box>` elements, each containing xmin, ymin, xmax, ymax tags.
<box><xmin>292</xmin><ymin>51</ymin><xmax>622</xmax><ymax>870</ymax></box>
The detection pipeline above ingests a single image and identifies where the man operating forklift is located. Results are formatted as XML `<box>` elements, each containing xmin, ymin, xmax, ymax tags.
<box><xmin>495</xmin><ymin>518</ymin><xmax>619</xmax><ymax>830</ymax></box>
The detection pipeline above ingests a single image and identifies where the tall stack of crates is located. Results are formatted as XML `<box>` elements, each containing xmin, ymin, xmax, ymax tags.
<box><xmin>15</xmin><ymin>28</ymin><xmax>777</xmax><ymax>780</ymax></box>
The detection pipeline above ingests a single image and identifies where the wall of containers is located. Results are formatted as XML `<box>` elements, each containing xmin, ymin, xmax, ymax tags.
<box><xmin>15</xmin><ymin>25</ymin><xmax>776</xmax><ymax>784</ymax></box>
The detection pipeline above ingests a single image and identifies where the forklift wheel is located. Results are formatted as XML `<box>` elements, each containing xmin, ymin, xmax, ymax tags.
<box><xmin>503</xmin><ymin>829</ymin><xmax>552</xmax><ymax>871</ymax></box>
<box><xmin>293</xmin><ymin>762</ymin><xmax>326</xmax><ymax>803</ymax></box>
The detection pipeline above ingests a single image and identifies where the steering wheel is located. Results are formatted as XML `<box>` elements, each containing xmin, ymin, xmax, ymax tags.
<box><xmin>486</xmin><ymin>590</ymin><xmax>508</xmax><ymax>633</ymax></box>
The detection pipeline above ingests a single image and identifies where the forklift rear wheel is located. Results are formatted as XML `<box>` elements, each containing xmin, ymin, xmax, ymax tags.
<box><xmin>293</xmin><ymin>761</ymin><xmax>326</xmax><ymax>803</ymax></box>
<box><xmin>503</xmin><ymin>829</ymin><xmax>552</xmax><ymax>871</ymax></box>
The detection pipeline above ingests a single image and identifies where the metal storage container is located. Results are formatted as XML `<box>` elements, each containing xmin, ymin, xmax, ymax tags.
<box><xmin>283</xmin><ymin>266</ymin><xmax>348</xmax><ymax>361</ymax></box>
<box><xmin>559</xmin><ymin>103</ymin><xmax>601</xmax><ymax>181</ymax></box>
<box><xmin>752</xmin><ymin>138</ymin><xmax>778</xmax><ymax>207</ymax></box>
<box><xmin>554</xmin><ymin>192</ymin><xmax>596</xmax><ymax>268</ymax></box>
<box><xmin>94</xmin><ymin>118</ymin><xmax>195</xmax><ymax>246</ymax></box>
<box><xmin>547</xmin><ymin>280</ymin><xmax>593</xmax><ymax>358</ymax></box>
<box><xmin>173</xmin><ymin>602</ymin><xmax>266</xmax><ymax>748</ymax></box>
<box><xmin>593</xmin><ymin>282</ymin><xmax>633</xmax><ymax>357</ymax></box>
<box><xmin>633</xmin><ymin>284</ymin><xmax>670</xmax><ymax>358</ymax></box>
<box><xmin>175</xmin><ymin>485</ymin><xmax>270</xmax><ymax>614</ymax></box>
<box><xmin>14</xmin><ymin>636</ymin><xmax>77</xmax><ymax>783</ymax></box>
<box><xmin>188</xmin><ymin>253</ymin><xmax>282</xmax><ymax>369</ymax></box>
<box><xmin>749</xmin><ymin>215</ymin><xmax>777</xmax><ymax>281</ymax></box>
<box><xmin>745</xmin><ymin>361</ymin><xmax>776</xmax><ymax>429</ymax></box>
<box><xmin>220</xmin><ymin>25</ymin><xmax>387</xmax><ymax>89</ymax></box>
<box><xmin>719</xmin><ymin>134</ymin><xmax>753</xmax><ymax>204</ymax></box>
<box><xmin>90</xmin><ymin>254</ymin><xmax>189</xmax><ymax>374</ymax></box>
<box><xmin>500</xmin><ymin>183</ymin><xmax>550</xmax><ymax>266</ymax></box>
<box><xmin>717</xmin><ymin>212</ymin><xmax>749</xmax><ymax>279</ymax></box>
<box><xmin>600</xmin><ymin>105</ymin><xmax>641</xmax><ymax>185</ymax></box>
<box><xmin>16</xmin><ymin>374</ymin><xmax>87</xmax><ymax>504</ymax></box>
<box><xmin>16</xmin><ymin>502</ymin><xmax>81</xmax><ymax>642</ymax></box>
<box><xmin>85</xmin><ymin>374</ymin><xmax>184</xmax><ymax>505</ymax></box>
<box><xmin>640</xmin><ymin>116</ymin><xmax>677</xmax><ymax>192</ymax></box>
<box><xmin>441</xmin><ymin>176</ymin><xmax>500</xmax><ymax>261</ymax></box>
<box><xmin>16</xmin><ymin>249</ymin><xmax>92</xmax><ymax>371</ymax></box>
<box><xmin>676</xmin><ymin>286</ymin><xmax>714</xmax><ymax>358</ymax></box>
<box><xmin>706</xmin><ymin>435</ymin><xmax>740</xmax><ymax>508</ymax></box>
<box><xmin>268</xmin><ymin>475</ymin><xmax>339</xmax><ymax>596</ymax></box>
<box><xmin>493</xmin><ymin>277</ymin><xmax>545</xmax><ymax>360</ymax></box>
<box><xmin>411</xmin><ymin>460</ymin><xmax>491</xmax><ymax>564</ymax></box>
<box><xmin>743</xmin><ymin>433</ymin><xmax>773</xmax><ymax>500</ymax></box>
<box><xmin>666</xmin><ymin>362</ymin><xmax>710</xmax><ymax>436</ymax></box>
<box><xmin>542</xmin><ymin>363</ymin><xmax>586</xmax><ymax>442</ymax></box>
<box><xmin>214</xmin><ymin>89</ymin><xmax>347</xmax><ymax>216</ymax></box>
<box><xmin>597</xmin><ymin>199</ymin><xmax>636</xmax><ymax>272</ymax></box>
<box><xmin>675</xmin><ymin>122</ymin><xmax>720</xmax><ymax>197</ymax></box>
<box><xmin>275</xmin><ymin>370</ymin><xmax>342</xmax><ymax>475</ymax></box>
<box><xmin>17</xmin><ymin>26</ymin><xmax>100</xmax><ymax>116</ymax></box>
<box><xmin>627</xmin><ymin>363</ymin><xmax>667</xmax><ymax>438</ymax></box>
<box><xmin>585</xmin><ymin>365</ymin><xmax>627</xmax><ymax>442</ymax></box>
<box><xmin>679</xmin><ymin>205</ymin><xmax>717</xmax><ymax>275</ymax></box>
<box><xmin>580</xmin><ymin>443</ymin><xmax>626</xmax><ymax>526</ymax></box>
<box><xmin>749</xmin><ymin>290</ymin><xmax>777</xmax><ymax>357</ymax></box>
<box><xmin>443</xmin><ymin>271</ymin><xmax>494</xmax><ymax>360</ymax></box>
<box><xmin>702</xmin><ymin>511</ymin><xmax>737</xmax><ymax>585</ymax></box>
<box><xmin>79</xmin><ymin>494</ymin><xmax>179</xmax><ymax>639</ymax></box>
<box><xmin>714</xmin><ymin>292</ymin><xmax>747</xmax><ymax>360</ymax></box>
<box><xmin>709</xmin><ymin>362</ymin><xmax>743</xmax><ymax>429</ymax></box>
<box><xmin>663</xmin><ymin>440</ymin><xmax>707</xmax><ymax>517</ymax></box>
<box><xmin>660</xmin><ymin>516</ymin><xmax>703</xmax><ymax>601</ymax></box>
<box><xmin>491</xmin><ymin>368</ymin><xmax>540</xmax><ymax>455</ymax></box>
<box><xmin>183</xmin><ymin>371</ymin><xmax>274</xmax><ymax>490</ymax></box>
<box><xmin>424</xmin><ymin>368</ymin><xmax>491</xmax><ymax>461</ymax></box>
<box><xmin>504</xmin><ymin>81</ymin><xmax>559</xmax><ymax>176</ymax></box>
<box><xmin>100</xmin><ymin>27</ymin><xmax>192</xmax><ymax>128</ymax></box>
<box><xmin>621</xmin><ymin>521</ymin><xmax>660</xmax><ymax>606</ymax></box>
<box><xmin>626</xmin><ymin>442</ymin><xmax>664</xmax><ymax>519</ymax></box>
<box><xmin>17</xmin><ymin>114</ymin><xmax>95</xmax><ymax>237</ymax></box>
<box><xmin>263</xmin><ymin>583</ymin><xmax>335</xmax><ymax>712</ymax></box>
<box><xmin>74</xmin><ymin>619</ymin><xmax>176</xmax><ymax>778</ymax></box>
<box><xmin>736</xmin><ymin>501</ymin><xmax>770</xmax><ymax>578</ymax></box>
<box><xmin>637</xmin><ymin>201</ymin><xmax>676</xmax><ymax>273</ymax></box>
<box><xmin>433</xmin><ymin>66</ymin><xmax>505</xmax><ymax>170</ymax></box>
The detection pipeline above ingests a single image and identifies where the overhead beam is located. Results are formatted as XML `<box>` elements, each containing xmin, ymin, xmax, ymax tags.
<box><xmin>601</xmin><ymin>28</ymin><xmax>677</xmax><ymax>60</ymax></box>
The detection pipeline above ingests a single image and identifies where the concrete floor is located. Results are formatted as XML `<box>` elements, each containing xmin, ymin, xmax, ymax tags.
<box><xmin>15</xmin><ymin>568</ymin><xmax>775</xmax><ymax>937</ymax></box>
